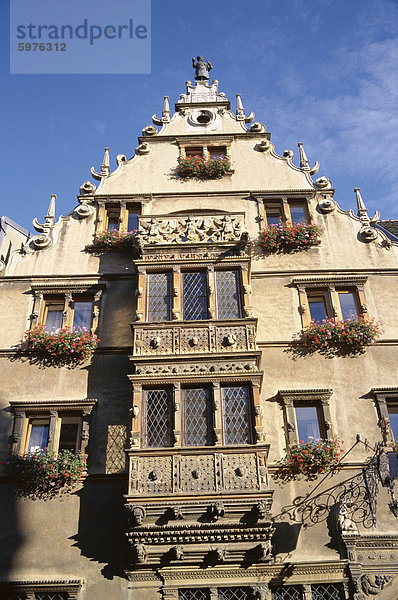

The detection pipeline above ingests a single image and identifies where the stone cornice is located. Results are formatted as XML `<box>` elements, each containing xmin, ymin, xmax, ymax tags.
<box><xmin>10</xmin><ymin>398</ymin><xmax>97</xmax><ymax>413</ymax></box>
<box><xmin>291</xmin><ymin>275</ymin><xmax>368</xmax><ymax>287</ymax></box>
<box><xmin>278</xmin><ymin>388</ymin><xmax>333</xmax><ymax>402</ymax></box>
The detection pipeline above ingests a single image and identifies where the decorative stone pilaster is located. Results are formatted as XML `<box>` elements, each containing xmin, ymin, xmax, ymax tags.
<box><xmin>173</xmin><ymin>383</ymin><xmax>182</xmax><ymax>447</ymax></box>
<box><xmin>131</xmin><ymin>384</ymin><xmax>142</xmax><ymax>448</ymax></box>
<box><xmin>212</xmin><ymin>382</ymin><xmax>222</xmax><ymax>445</ymax></box>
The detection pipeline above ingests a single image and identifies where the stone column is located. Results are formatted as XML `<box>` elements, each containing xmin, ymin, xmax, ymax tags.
<box><xmin>172</xmin><ymin>266</ymin><xmax>181</xmax><ymax>321</ymax></box>
<box><xmin>173</xmin><ymin>382</ymin><xmax>182</xmax><ymax>447</ymax></box>
<box><xmin>131</xmin><ymin>384</ymin><xmax>142</xmax><ymax>448</ymax></box>
<box><xmin>212</xmin><ymin>382</ymin><xmax>222</xmax><ymax>445</ymax></box>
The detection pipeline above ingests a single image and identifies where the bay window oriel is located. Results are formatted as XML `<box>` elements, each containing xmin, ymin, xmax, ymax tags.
<box><xmin>142</xmin><ymin>266</ymin><xmax>247</xmax><ymax>323</ymax></box>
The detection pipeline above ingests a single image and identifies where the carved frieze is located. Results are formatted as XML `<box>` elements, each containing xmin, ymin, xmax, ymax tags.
<box><xmin>128</xmin><ymin>449</ymin><xmax>268</xmax><ymax>496</ymax></box>
<box><xmin>133</xmin><ymin>320</ymin><xmax>257</xmax><ymax>357</ymax></box>
<box><xmin>134</xmin><ymin>359</ymin><xmax>259</xmax><ymax>377</ymax></box>
<box><xmin>137</xmin><ymin>213</ymin><xmax>246</xmax><ymax>246</ymax></box>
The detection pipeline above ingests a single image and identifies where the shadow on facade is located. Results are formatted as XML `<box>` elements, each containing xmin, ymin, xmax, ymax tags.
<box><xmin>0</xmin><ymin>405</ymin><xmax>23</xmax><ymax>581</ymax></box>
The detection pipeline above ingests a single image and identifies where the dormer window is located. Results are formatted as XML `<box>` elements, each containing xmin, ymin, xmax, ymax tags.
<box><xmin>263</xmin><ymin>200</ymin><xmax>308</xmax><ymax>226</ymax></box>
<box><xmin>95</xmin><ymin>201</ymin><xmax>140</xmax><ymax>235</ymax></box>
<box><xmin>180</xmin><ymin>143</ymin><xmax>230</xmax><ymax>161</ymax></box>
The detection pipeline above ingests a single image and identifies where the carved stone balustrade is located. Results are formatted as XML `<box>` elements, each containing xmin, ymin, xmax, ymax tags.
<box><xmin>137</xmin><ymin>213</ymin><xmax>246</xmax><ymax>245</ymax></box>
<box><xmin>127</xmin><ymin>446</ymin><xmax>269</xmax><ymax>497</ymax></box>
<box><xmin>133</xmin><ymin>319</ymin><xmax>257</xmax><ymax>357</ymax></box>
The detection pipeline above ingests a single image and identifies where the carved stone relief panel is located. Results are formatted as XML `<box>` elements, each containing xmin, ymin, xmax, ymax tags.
<box><xmin>222</xmin><ymin>453</ymin><xmax>259</xmax><ymax>491</ymax></box>
<box><xmin>138</xmin><ymin>214</ymin><xmax>245</xmax><ymax>245</ymax></box>
<box><xmin>140</xmin><ymin>329</ymin><xmax>174</xmax><ymax>356</ymax></box>
<box><xmin>139</xmin><ymin>456</ymin><xmax>173</xmax><ymax>495</ymax></box>
<box><xmin>180</xmin><ymin>327</ymin><xmax>210</xmax><ymax>354</ymax></box>
<box><xmin>216</xmin><ymin>326</ymin><xmax>247</xmax><ymax>352</ymax></box>
<box><xmin>178</xmin><ymin>454</ymin><xmax>216</xmax><ymax>493</ymax></box>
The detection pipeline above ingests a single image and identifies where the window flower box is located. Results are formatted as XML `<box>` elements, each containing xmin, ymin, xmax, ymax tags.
<box><xmin>2</xmin><ymin>448</ymin><xmax>86</xmax><ymax>498</ymax></box>
<box><xmin>260</xmin><ymin>222</ymin><xmax>322</xmax><ymax>252</ymax></box>
<box><xmin>24</xmin><ymin>325</ymin><xmax>99</xmax><ymax>363</ymax></box>
<box><xmin>288</xmin><ymin>437</ymin><xmax>343</xmax><ymax>475</ymax></box>
<box><xmin>302</xmin><ymin>316</ymin><xmax>381</xmax><ymax>353</ymax></box>
<box><xmin>178</xmin><ymin>156</ymin><xmax>232</xmax><ymax>179</ymax></box>
<box><xmin>87</xmin><ymin>229</ymin><xmax>139</xmax><ymax>252</ymax></box>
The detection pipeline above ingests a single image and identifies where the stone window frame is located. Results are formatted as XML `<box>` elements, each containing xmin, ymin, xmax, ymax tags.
<box><xmin>95</xmin><ymin>200</ymin><xmax>141</xmax><ymax>235</ymax></box>
<box><xmin>178</xmin><ymin>139</ymin><xmax>232</xmax><ymax>163</ymax></box>
<box><xmin>262</xmin><ymin>199</ymin><xmax>311</xmax><ymax>227</ymax></box>
<box><xmin>278</xmin><ymin>389</ymin><xmax>334</xmax><ymax>447</ymax></box>
<box><xmin>10</xmin><ymin>398</ymin><xmax>97</xmax><ymax>459</ymax></box>
<box><xmin>30</xmin><ymin>282</ymin><xmax>105</xmax><ymax>335</ymax></box>
<box><xmin>130</xmin><ymin>375</ymin><xmax>264</xmax><ymax>450</ymax></box>
<box><xmin>0</xmin><ymin>580</ymin><xmax>82</xmax><ymax>600</ymax></box>
<box><xmin>292</xmin><ymin>275</ymin><xmax>368</xmax><ymax>329</ymax></box>
<box><xmin>371</xmin><ymin>387</ymin><xmax>398</xmax><ymax>444</ymax></box>
<box><xmin>137</xmin><ymin>263</ymin><xmax>251</xmax><ymax>323</ymax></box>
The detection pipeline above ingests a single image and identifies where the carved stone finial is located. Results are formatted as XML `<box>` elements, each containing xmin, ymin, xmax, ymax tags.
<box><xmin>315</xmin><ymin>176</ymin><xmax>332</xmax><ymax>189</ymax></box>
<box><xmin>317</xmin><ymin>193</ymin><xmax>336</xmax><ymax>214</ymax></box>
<box><xmin>162</xmin><ymin>96</ymin><xmax>170</xmax><ymax>121</ymax></box>
<box><xmin>136</xmin><ymin>141</ymin><xmax>151</xmax><ymax>155</ymax></box>
<box><xmin>192</xmin><ymin>55</ymin><xmax>212</xmax><ymax>81</ymax></box>
<box><xmin>298</xmin><ymin>142</ymin><xmax>319</xmax><ymax>175</ymax></box>
<box><xmin>101</xmin><ymin>147</ymin><xmax>110</xmax><ymax>175</ymax></box>
<box><xmin>79</xmin><ymin>181</ymin><xmax>96</xmax><ymax>195</ymax></box>
<box><xmin>256</xmin><ymin>139</ymin><xmax>270</xmax><ymax>152</ymax></box>
<box><xmin>236</xmin><ymin>93</ymin><xmax>255</xmax><ymax>123</ymax></box>
<box><xmin>354</xmin><ymin>188</ymin><xmax>380</xmax><ymax>241</ymax></box>
<box><xmin>32</xmin><ymin>194</ymin><xmax>57</xmax><ymax>249</ymax></box>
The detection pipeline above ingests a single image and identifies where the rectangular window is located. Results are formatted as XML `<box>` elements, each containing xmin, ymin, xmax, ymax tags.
<box><xmin>337</xmin><ymin>290</ymin><xmax>358</xmax><ymax>319</ymax></box>
<box><xmin>179</xmin><ymin>590</ymin><xmax>210</xmax><ymax>600</ymax></box>
<box><xmin>182</xmin><ymin>271</ymin><xmax>208</xmax><ymax>321</ymax></box>
<box><xmin>127</xmin><ymin>211</ymin><xmax>139</xmax><ymax>231</ymax></box>
<box><xmin>183</xmin><ymin>387</ymin><xmax>213</xmax><ymax>446</ymax></box>
<box><xmin>289</xmin><ymin>203</ymin><xmax>307</xmax><ymax>224</ymax></box>
<box><xmin>72</xmin><ymin>300</ymin><xmax>93</xmax><ymax>330</ymax></box>
<box><xmin>308</xmin><ymin>294</ymin><xmax>328</xmax><ymax>323</ymax></box>
<box><xmin>185</xmin><ymin>146</ymin><xmax>203</xmax><ymax>157</ymax></box>
<box><xmin>388</xmin><ymin>403</ymin><xmax>398</xmax><ymax>439</ymax></box>
<box><xmin>294</xmin><ymin>404</ymin><xmax>323</xmax><ymax>441</ymax></box>
<box><xmin>215</xmin><ymin>270</ymin><xmax>242</xmax><ymax>319</ymax></box>
<box><xmin>147</xmin><ymin>272</ymin><xmax>172</xmax><ymax>322</ymax></box>
<box><xmin>58</xmin><ymin>417</ymin><xmax>81</xmax><ymax>453</ymax></box>
<box><xmin>222</xmin><ymin>386</ymin><xmax>252</xmax><ymax>445</ymax></box>
<box><xmin>311</xmin><ymin>584</ymin><xmax>345</xmax><ymax>600</ymax></box>
<box><xmin>208</xmin><ymin>146</ymin><xmax>227</xmax><ymax>159</ymax></box>
<box><xmin>25</xmin><ymin>418</ymin><xmax>49</xmax><ymax>452</ymax></box>
<box><xmin>106</xmin><ymin>212</ymin><xmax>119</xmax><ymax>231</ymax></box>
<box><xmin>273</xmin><ymin>586</ymin><xmax>303</xmax><ymax>600</ymax></box>
<box><xmin>43</xmin><ymin>300</ymin><xmax>64</xmax><ymax>330</ymax></box>
<box><xmin>265</xmin><ymin>206</ymin><xmax>283</xmax><ymax>226</ymax></box>
<box><xmin>145</xmin><ymin>388</ymin><xmax>173</xmax><ymax>448</ymax></box>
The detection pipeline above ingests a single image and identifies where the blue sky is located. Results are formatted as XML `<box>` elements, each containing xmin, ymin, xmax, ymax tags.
<box><xmin>1</xmin><ymin>0</ymin><xmax>397</xmax><ymax>232</ymax></box>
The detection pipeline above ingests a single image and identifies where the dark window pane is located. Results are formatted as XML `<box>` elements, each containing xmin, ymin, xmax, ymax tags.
<box><xmin>290</xmin><ymin>204</ymin><xmax>307</xmax><ymax>224</ymax></box>
<box><xmin>179</xmin><ymin>589</ymin><xmax>210</xmax><ymax>600</ymax></box>
<box><xmin>208</xmin><ymin>146</ymin><xmax>226</xmax><ymax>158</ymax></box>
<box><xmin>183</xmin><ymin>388</ymin><xmax>213</xmax><ymax>446</ymax></box>
<box><xmin>128</xmin><ymin>212</ymin><xmax>138</xmax><ymax>231</ymax></box>
<box><xmin>183</xmin><ymin>272</ymin><xmax>207</xmax><ymax>321</ymax></box>
<box><xmin>58</xmin><ymin>422</ymin><xmax>79</xmax><ymax>453</ymax></box>
<box><xmin>147</xmin><ymin>273</ymin><xmax>172</xmax><ymax>322</ymax></box>
<box><xmin>45</xmin><ymin>305</ymin><xmax>63</xmax><ymax>330</ymax></box>
<box><xmin>295</xmin><ymin>405</ymin><xmax>321</xmax><ymax>441</ymax></box>
<box><xmin>222</xmin><ymin>386</ymin><xmax>252</xmax><ymax>445</ymax></box>
<box><xmin>337</xmin><ymin>292</ymin><xmax>357</xmax><ymax>319</ymax></box>
<box><xmin>216</xmin><ymin>270</ymin><xmax>242</xmax><ymax>319</ymax></box>
<box><xmin>308</xmin><ymin>299</ymin><xmax>327</xmax><ymax>323</ymax></box>
<box><xmin>388</xmin><ymin>404</ymin><xmax>398</xmax><ymax>439</ymax></box>
<box><xmin>219</xmin><ymin>588</ymin><xmax>250</xmax><ymax>600</ymax></box>
<box><xmin>273</xmin><ymin>586</ymin><xmax>303</xmax><ymax>600</ymax></box>
<box><xmin>312</xmin><ymin>583</ymin><xmax>344</xmax><ymax>600</ymax></box>
<box><xmin>146</xmin><ymin>389</ymin><xmax>173</xmax><ymax>447</ymax></box>
<box><xmin>185</xmin><ymin>147</ymin><xmax>203</xmax><ymax>157</ymax></box>
<box><xmin>73</xmin><ymin>301</ymin><xmax>93</xmax><ymax>330</ymax></box>
<box><xmin>107</xmin><ymin>216</ymin><xmax>119</xmax><ymax>231</ymax></box>
<box><xmin>27</xmin><ymin>422</ymin><xmax>49</xmax><ymax>452</ymax></box>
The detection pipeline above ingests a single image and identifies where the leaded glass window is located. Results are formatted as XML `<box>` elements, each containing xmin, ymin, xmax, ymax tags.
<box><xmin>182</xmin><ymin>271</ymin><xmax>208</xmax><ymax>321</ymax></box>
<box><xmin>36</xmin><ymin>594</ymin><xmax>69</xmax><ymax>600</ymax></box>
<box><xmin>215</xmin><ymin>270</ymin><xmax>242</xmax><ymax>319</ymax></box>
<box><xmin>147</xmin><ymin>272</ymin><xmax>172</xmax><ymax>322</ymax></box>
<box><xmin>222</xmin><ymin>386</ymin><xmax>252</xmax><ymax>445</ymax></box>
<box><xmin>219</xmin><ymin>588</ymin><xmax>250</xmax><ymax>600</ymax></box>
<box><xmin>312</xmin><ymin>584</ymin><xmax>344</xmax><ymax>600</ymax></box>
<box><xmin>273</xmin><ymin>586</ymin><xmax>303</xmax><ymax>600</ymax></box>
<box><xmin>145</xmin><ymin>388</ymin><xmax>173</xmax><ymax>447</ymax></box>
<box><xmin>183</xmin><ymin>387</ymin><xmax>213</xmax><ymax>446</ymax></box>
<box><xmin>179</xmin><ymin>589</ymin><xmax>210</xmax><ymax>600</ymax></box>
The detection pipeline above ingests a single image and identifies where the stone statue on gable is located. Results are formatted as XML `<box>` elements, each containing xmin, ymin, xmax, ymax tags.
<box><xmin>192</xmin><ymin>56</ymin><xmax>213</xmax><ymax>81</ymax></box>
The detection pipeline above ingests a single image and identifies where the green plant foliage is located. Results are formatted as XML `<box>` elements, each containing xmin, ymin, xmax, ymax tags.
<box><xmin>24</xmin><ymin>325</ymin><xmax>99</xmax><ymax>363</ymax></box>
<box><xmin>260</xmin><ymin>222</ymin><xmax>322</xmax><ymax>252</ymax></box>
<box><xmin>178</xmin><ymin>155</ymin><xmax>232</xmax><ymax>179</ymax></box>
<box><xmin>288</xmin><ymin>437</ymin><xmax>343</xmax><ymax>475</ymax></box>
<box><xmin>302</xmin><ymin>316</ymin><xmax>381</xmax><ymax>353</ymax></box>
<box><xmin>3</xmin><ymin>449</ymin><xmax>86</xmax><ymax>498</ymax></box>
